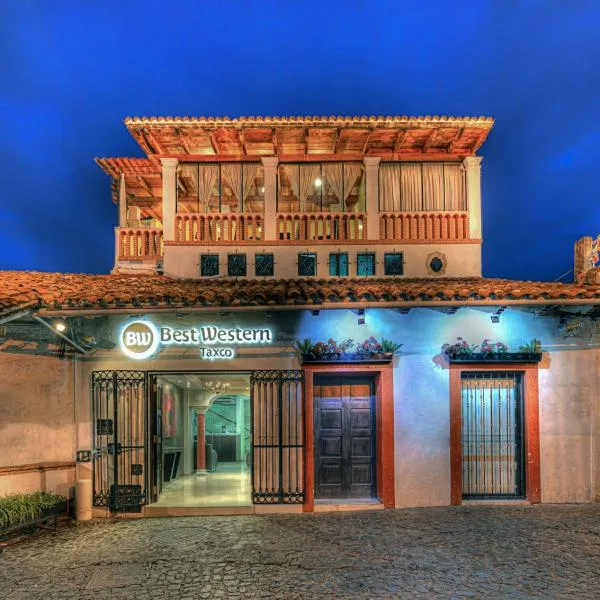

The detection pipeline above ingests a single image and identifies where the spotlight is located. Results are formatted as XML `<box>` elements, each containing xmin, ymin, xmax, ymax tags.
<box><xmin>55</xmin><ymin>320</ymin><xmax>67</xmax><ymax>332</ymax></box>
<box><xmin>314</xmin><ymin>178</ymin><xmax>322</xmax><ymax>187</ymax></box>
<box><xmin>490</xmin><ymin>315</ymin><xmax>500</xmax><ymax>324</ymax></box>
<box><xmin>311</xmin><ymin>310</ymin><xmax>320</xmax><ymax>317</ymax></box>
<box><xmin>357</xmin><ymin>308</ymin><xmax>365</xmax><ymax>325</ymax></box>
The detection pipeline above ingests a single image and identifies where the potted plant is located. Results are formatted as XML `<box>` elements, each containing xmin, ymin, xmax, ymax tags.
<box><xmin>441</xmin><ymin>337</ymin><xmax>543</xmax><ymax>363</ymax></box>
<box><xmin>0</xmin><ymin>492</ymin><xmax>68</xmax><ymax>544</ymax></box>
<box><xmin>356</xmin><ymin>336</ymin><xmax>383</xmax><ymax>359</ymax></box>
<box><xmin>295</xmin><ymin>338</ymin><xmax>313</xmax><ymax>360</ymax></box>
<box><xmin>381</xmin><ymin>339</ymin><xmax>402</xmax><ymax>359</ymax></box>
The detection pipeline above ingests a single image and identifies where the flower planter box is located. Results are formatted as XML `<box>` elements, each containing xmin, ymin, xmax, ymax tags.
<box><xmin>301</xmin><ymin>352</ymin><xmax>394</xmax><ymax>364</ymax></box>
<box><xmin>447</xmin><ymin>352</ymin><xmax>543</xmax><ymax>364</ymax></box>
<box><xmin>0</xmin><ymin>500</ymin><xmax>69</xmax><ymax>550</ymax></box>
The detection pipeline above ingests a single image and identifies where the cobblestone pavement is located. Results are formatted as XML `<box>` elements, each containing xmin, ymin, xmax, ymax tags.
<box><xmin>2</xmin><ymin>505</ymin><xmax>600</xmax><ymax>599</ymax></box>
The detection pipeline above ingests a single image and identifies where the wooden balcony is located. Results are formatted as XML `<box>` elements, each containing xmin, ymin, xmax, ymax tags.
<box><xmin>277</xmin><ymin>212</ymin><xmax>367</xmax><ymax>242</ymax></box>
<box><xmin>117</xmin><ymin>227</ymin><xmax>163</xmax><ymax>260</ymax></box>
<box><xmin>379</xmin><ymin>211</ymin><xmax>470</xmax><ymax>241</ymax></box>
<box><xmin>175</xmin><ymin>213</ymin><xmax>263</xmax><ymax>243</ymax></box>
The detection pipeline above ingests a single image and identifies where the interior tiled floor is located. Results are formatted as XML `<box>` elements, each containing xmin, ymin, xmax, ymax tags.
<box><xmin>152</xmin><ymin>462</ymin><xmax>251</xmax><ymax>507</ymax></box>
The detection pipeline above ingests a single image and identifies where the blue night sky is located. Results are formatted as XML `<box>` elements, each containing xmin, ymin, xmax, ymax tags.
<box><xmin>1</xmin><ymin>1</ymin><xmax>599</xmax><ymax>282</ymax></box>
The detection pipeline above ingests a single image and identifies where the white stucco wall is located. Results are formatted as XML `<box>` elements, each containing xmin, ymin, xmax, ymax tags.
<box><xmin>163</xmin><ymin>242</ymin><xmax>482</xmax><ymax>280</ymax></box>
<box><xmin>2</xmin><ymin>303</ymin><xmax>598</xmax><ymax>507</ymax></box>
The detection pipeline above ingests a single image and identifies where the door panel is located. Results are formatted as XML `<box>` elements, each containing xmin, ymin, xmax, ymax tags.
<box><xmin>314</xmin><ymin>376</ymin><xmax>376</xmax><ymax>499</ymax></box>
<box><xmin>92</xmin><ymin>370</ymin><xmax>147</xmax><ymax>512</ymax></box>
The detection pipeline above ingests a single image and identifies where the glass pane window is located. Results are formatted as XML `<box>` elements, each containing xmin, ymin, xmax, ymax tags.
<box><xmin>298</xmin><ymin>253</ymin><xmax>317</xmax><ymax>277</ymax></box>
<box><xmin>384</xmin><ymin>253</ymin><xmax>404</xmax><ymax>276</ymax></box>
<box><xmin>329</xmin><ymin>253</ymin><xmax>349</xmax><ymax>276</ymax></box>
<box><xmin>177</xmin><ymin>163</ymin><xmax>264</xmax><ymax>214</ymax></box>
<box><xmin>278</xmin><ymin>163</ymin><xmax>365</xmax><ymax>214</ymax></box>
<box><xmin>200</xmin><ymin>254</ymin><xmax>219</xmax><ymax>276</ymax></box>
<box><xmin>227</xmin><ymin>254</ymin><xmax>247</xmax><ymax>277</ymax></box>
<box><xmin>357</xmin><ymin>253</ymin><xmax>376</xmax><ymax>276</ymax></box>
<box><xmin>255</xmin><ymin>254</ymin><xmax>274</xmax><ymax>277</ymax></box>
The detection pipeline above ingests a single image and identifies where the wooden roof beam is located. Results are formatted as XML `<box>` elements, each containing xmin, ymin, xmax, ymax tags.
<box><xmin>142</xmin><ymin>128</ymin><xmax>163</xmax><ymax>154</ymax></box>
<box><xmin>447</xmin><ymin>128</ymin><xmax>465</xmax><ymax>153</ymax></box>
<box><xmin>209</xmin><ymin>132</ymin><xmax>220</xmax><ymax>154</ymax></box>
<box><xmin>332</xmin><ymin>128</ymin><xmax>340</xmax><ymax>153</ymax></box>
<box><xmin>422</xmin><ymin>128</ymin><xmax>438</xmax><ymax>153</ymax></box>
<box><xmin>175</xmin><ymin>128</ymin><xmax>192</xmax><ymax>154</ymax></box>
<box><xmin>136</xmin><ymin>176</ymin><xmax>154</xmax><ymax>197</ymax></box>
<box><xmin>361</xmin><ymin>129</ymin><xmax>372</xmax><ymax>154</ymax></box>
<box><xmin>304</xmin><ymin>127</ymin><xmax>308</xmax><ymax>156</ymax></box>
<box><xmin>272</xmin><ymin>128</ymin><xmax>278</xmax><ymax>156</ymax></box>
<box><xmin>472</xmin><ymin>128</ymin><xmax>490</xmax><ymax>152</ymax></box>
<box><xmin>393</xmin><ymin>129</ymin><xmax>408</xmax><ymax>155</ymax></box>
<box><xmin>238</xmin><ymin>129</ymin><xmax>246</xmax><ymax>155</ymax></box>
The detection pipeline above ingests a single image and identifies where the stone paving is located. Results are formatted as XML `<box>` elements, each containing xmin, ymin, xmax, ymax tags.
<box><xmin>2</xmin><ymin>505</ymin><xmax>600</xmax><ymax>599</ymax></box>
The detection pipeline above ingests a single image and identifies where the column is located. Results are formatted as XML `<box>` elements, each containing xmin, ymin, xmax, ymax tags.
<box><xmin>464</xmin><ymin>156</ymin><xmax>483</xmax><ymax>239</ymax></box>
<box><xmin>161</xmin><ymin>158</ymin><xmax>178</xmax><ymax>241</ymax></box>
<box><xmin>196</xmin><ymin>411</ymin><xmax>206</xmax><ymax>474</ymax></box>
<box><xmin>261</xmin><ymin>156</ymin><xmax>279</xmax><ymax>241</ymax></box>
<box><xmin>118</xmin><ymin>172</ymin><xmax>127</xmax><ymax>227</ymax></box>
<box><xmin>363</xmin><ymin>156</ymin><xmax>381</xmax><ymax>241</ymax></box>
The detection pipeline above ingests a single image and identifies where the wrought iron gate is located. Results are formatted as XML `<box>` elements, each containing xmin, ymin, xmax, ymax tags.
<box><xmin>92</xmin><ymin>370</ymin><xmax>147</xmax><ymax>511</ymax></box>
<box><xmin>251</xmin><ymin>370</ymin><xmax>304</xmax><ymax>504</ymax></box>
<box><xmin>461</xmin><ymin>371</ymin><xmax>524</xmax><ymax>498</ymax></box>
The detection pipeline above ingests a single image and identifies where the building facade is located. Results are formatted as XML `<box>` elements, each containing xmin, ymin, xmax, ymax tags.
<box><xmin>1</xmin><ymin>115</ymin><xmax>599</xmax><ymax>518</ymax></box>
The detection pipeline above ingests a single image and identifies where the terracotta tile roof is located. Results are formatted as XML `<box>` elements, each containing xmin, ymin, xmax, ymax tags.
<box><xmin>122</xmin><ymin>115</ymin><xmax>493</xmax><ymax>159</ymax></box>
<box><xmin>95</xmin><ymin>157</ymin><xmax>160</xmax><ymax>178</ymax></box>
<box><xmin>2</xmin><ymin>271</ymin><xmax>600</xmax><ymax>318</ymax></box>
<box><xmin>124</xmin><ymin>115</ymin><xmax>494</xmax><ymax>127</ymax></box>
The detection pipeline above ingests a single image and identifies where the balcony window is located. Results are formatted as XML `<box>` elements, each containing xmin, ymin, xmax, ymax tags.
<box><xmin>278</xmin><ymin>163</ymin><xmax>364</xmax><ymax>213</ymax></box>
<box><xmin>356</xmin><ymin>253</ymin><xmax>376</xmax><ymax>276</ymax></box>
<box><xmin>200</xmin><ymin>254</ymin><xmax>220</xmax><ymax>276</ymax></box>
<box><xmin>177</xmin><ymin>163</ymin><xmax>264</xmax><ymax>214</ymax></box>
<box><xmin>255</xmin><ymin>254</ymin><xmax>274</xmax><ymax>277</ymax></box>
<box><xmin>379</xmin><ymin>162</ymin><xmax>466</xmax><ymax>212</ymax></box>
<box><xmin>384</xmin><ymin>253</ymin><xmax>404</xmax><ymax>276</ymax></box>
<box><xmin>298</xmin><ymin>253</ymin><xmax>317</xmax><ymax>277</ymax></box>
<box><xmin>329</xmin><ymin>253</ymin><xmax>349</xmax><ymax>276</ymax></box>
<box><xmin>227</xmin><ymin>254</ymin><xmax>247</xmax><ymax>277</ymax></box>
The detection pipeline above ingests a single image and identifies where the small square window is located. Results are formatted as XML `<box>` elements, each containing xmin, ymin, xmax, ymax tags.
<box><xmin>384</xmin><ymin>253</ymin><xmax>404</xmax><ymax>276</ymax></box>
<box><xmin>228</xmin><ymin>254</ymin><xmax>247</xmax><ymax>277</ymax></box>
<box><xmin>298</xmin><ymin>253</ymin><xmax>317</xmax><ymax>277</ymax></box>
<box><xmin>356</xmin><ymin>253</ymin><xmax>376</xmax><ymax>276</ymax></box>
<box><xmin>329</xmin><ymin>253</ymin><xmax>349</xmax><ymax>276</ymax></box>
<box><xmin>200</xmin><ymin>254</ymin><xmax>219</xmax><ymax>276</ymax></box>
<box><xmin>255</xmin><ymin>253</ymin><xmax>274</xmax><ymax>277</ymax></box>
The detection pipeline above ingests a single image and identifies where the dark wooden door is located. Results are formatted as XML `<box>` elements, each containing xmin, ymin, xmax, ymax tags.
<box><xmin>314</xmin><ymin>376</ymin><xmax>376</xmax><ymax>499</ymax></box>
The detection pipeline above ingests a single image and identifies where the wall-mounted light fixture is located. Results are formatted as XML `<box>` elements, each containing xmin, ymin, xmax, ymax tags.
<box><xmin>357</xmin><ymin>308</ymin><xmax>365</xmax><ymax>325</ymax></box>
<box><xmin>490</xmin><ymin>306</ymin><xmax>506</xmax><ymax>324</ymax></box>
<box><xmin>311</xmin><ymin>310</ymin><xmax>320</xmax><ymax>317</ymax></box>
<box><xmin>55</xmin><ymin>320</ymin><xmax>67</xmax><ymax>332</ymax></box>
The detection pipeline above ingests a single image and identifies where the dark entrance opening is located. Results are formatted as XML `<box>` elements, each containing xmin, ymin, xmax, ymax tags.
<box><xmin>313</xmin><ymin>375</ymin><xmax>376</xmax><ymax>499</ymax></box>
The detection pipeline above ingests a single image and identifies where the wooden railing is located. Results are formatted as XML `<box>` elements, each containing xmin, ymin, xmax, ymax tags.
<box><xmin>379</xmin><ymin>211</ymin><xmax>470</xmax><ymax>241</ymax></box>
<box><xmin>277</xmin><ymin>212</ymin><xmax>367</xmax><ymax>241</ymax></box>
<box><xmin>175</xmin><ymin>213</ymin><xmax>263</xmax><ymax>242</ymax></box>
<box><xmin>117</xmin><ymin>227</ymin><xmax>163</xmax><ymax>259</ymax></box>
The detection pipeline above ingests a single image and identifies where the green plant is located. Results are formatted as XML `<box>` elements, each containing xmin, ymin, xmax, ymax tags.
<box><xmin>381</xmin><ymin>339</ymin><xmax>402</xmax><ymax>354</ymax></box>
<box><xmin>441</xmin><ymin>337</ymin><xmax>478</xmax><ymax>359</ymax></box>
<box><xmin>519</xmin><ymin>338</ymin><xmax>542</xmax><ymax>353</ymax></box>
<box><xmin>295</xmin><ymin>338</ymin><xmax>313</xmax><ymax>355</ymax></box>
<box><xmin>0</xmin><ymin>492</ymin><xmax>66</xmax><ymax>529</ymax></box>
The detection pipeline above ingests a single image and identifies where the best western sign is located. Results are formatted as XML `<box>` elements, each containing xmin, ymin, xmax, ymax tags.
<box><xmin>119</xmin><ymin>320</ymin><xmax>273</xmax><ymax>360</ymax></box>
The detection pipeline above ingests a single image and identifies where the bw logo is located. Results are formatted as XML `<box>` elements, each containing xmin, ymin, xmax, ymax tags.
<box><xmin>120</xmin><ymin>321</ymin><xmax>159</xmax><ymax>359</ymax></box>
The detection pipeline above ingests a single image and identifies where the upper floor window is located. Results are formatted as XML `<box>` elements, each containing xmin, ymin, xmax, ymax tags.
<box><xmin>329</xmin><ymin>252</ymin><xmax>349</xmax><ymax>276</ymax></box>
<box><xmin>379</xmin><ymin>162</ymin><xmax>466</xmax><ymax>212</ymax></box>
<box><xmin>278</xmin><ymin>163</ymin><xmax>365</xmax><ymax>213</ymax></box>
<box><xmin>255</xmin><ymin>253</ymin><xmax>274</xmax><ymax>277</ymax></box>
<box><xmin>177</xmin><ymin>163</ymin><xmax>264</xmax><ymax>214</ymax></box>
<box><xmin>200</xmin><ymin>254</ymin><xmax>219</xmax><ymax>277</ymax></box>
<box><xmin>384</xmin><ymin>252</ymin><xmax>404</xmax><ymax>275</ymax></box>
<box><xmin>227</xmin><ymin>254</ymin><xmax>247</xmax><ymax>277</ymax></box>
<box><xmin>357</xmin><ymin>253</ymin><xmax>376</xmax><ymax>276</ymax></box>
<box><xmin>298</xmin><ymin>252</ymin><xmax>317</xmax><ymax>277</ymax></box>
